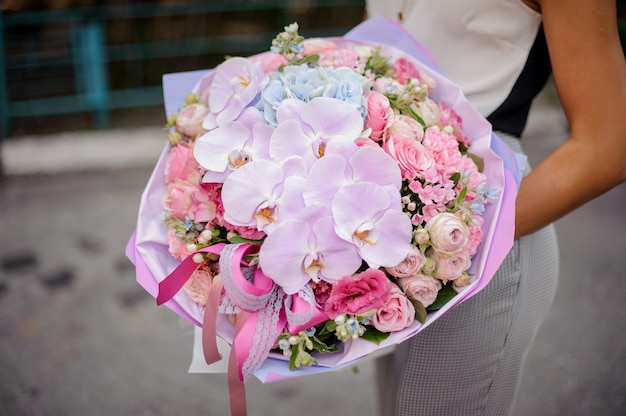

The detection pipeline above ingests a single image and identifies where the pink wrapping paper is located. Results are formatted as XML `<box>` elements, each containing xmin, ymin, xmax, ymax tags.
<box><xmin>126</xmin><ymin>15</ymin><xmax>523</xmax><ymax>383</ymax></box>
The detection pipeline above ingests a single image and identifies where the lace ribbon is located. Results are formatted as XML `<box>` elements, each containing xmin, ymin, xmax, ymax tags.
<box><xmin>156</xmin><ymin>242</ymin><xmax>330</xmax><ymax>415</ymax></box>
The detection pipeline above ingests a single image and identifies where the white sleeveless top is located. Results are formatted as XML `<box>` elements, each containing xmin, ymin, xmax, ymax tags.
<box><xmin>366</xmin><ymin>0</ymin><xmax>542</xmax><ymax>117</ymax></box>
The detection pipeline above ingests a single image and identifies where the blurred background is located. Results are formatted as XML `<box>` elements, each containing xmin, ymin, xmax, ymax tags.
<box><xmin>0</xmin><ymin>0</ymin><xmax>366</xmax><ymax>139</ymax></box>
<box><xmin>1</xmin><ymin>1</ymin><xmax>626</xmax><ymax>415</ymax></box>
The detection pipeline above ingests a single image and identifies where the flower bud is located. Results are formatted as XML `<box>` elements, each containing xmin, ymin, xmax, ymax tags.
<box><xmin>413</xmin><ymin>228</ymin><xmax>430</xmax><ymax>245</ymax></box>
<box><xmin>453</xmin><ymin>273</ymin><xmax>471</xmax><ymax>288</ymax></box>
<box><xmin>168</xmin><ymin>131</ymin><xmax>184</xmax><ymax>146</ymax></box>
<box><xmin>422</xmin><ymin>258</ymin><xmax>437</xmax><ymax>275</ymax></box>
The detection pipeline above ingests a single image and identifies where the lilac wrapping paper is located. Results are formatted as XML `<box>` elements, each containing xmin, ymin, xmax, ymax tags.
<box><xmin>126</xmin><ymin>16</ymin><xmax>523</xmax><ymax>383</ymax></box>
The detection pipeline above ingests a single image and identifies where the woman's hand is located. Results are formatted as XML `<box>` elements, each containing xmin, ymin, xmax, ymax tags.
<box><xmin>514</xmin><ymin>0</ymin><xmax>626</xmax><ymax>238</ymax></box>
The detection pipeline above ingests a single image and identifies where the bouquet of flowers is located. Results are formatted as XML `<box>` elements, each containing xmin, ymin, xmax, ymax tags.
<box><xmin>127</xmin><ymin>15</ymin><xmax>521</xmax><ymax>413</ymax></box>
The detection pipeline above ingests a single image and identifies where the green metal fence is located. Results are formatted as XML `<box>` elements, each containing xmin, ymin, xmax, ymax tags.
<box><xmin>0</xmin><ymin>0</ymin><xmax>365</xmax><ymax>138</ymax></box>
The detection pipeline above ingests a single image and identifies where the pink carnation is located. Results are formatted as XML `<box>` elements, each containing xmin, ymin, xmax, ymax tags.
<box><xmin>393</xmin><ymin>57</ymin><xmax>436</xmax><ymax>91</ymax></box>
<box><xmin>324</xmin><ymin>269</ymin><xmax>392</xmax><ymax>319</ymax></box>
<box><xmin>464</xmin><ymin>218</ymin><xmax>484</xmax><ymax>257</ymax></box>
<box><xmin>317</xmin><ymin>49</ymin><xmax>361</xmax><ymax>69</ymax></box>
<box><xmin>167</xmin><ymin>228</ymin><xmax>189</xmax><ymax>260</ymax></box>
<box><xmin>422</xmin><ymin>128</ymin><xmax>464</xmax><ymax>180</ymax></box>
<box><xmin>393</xmin><ymin>57</ymin><xmax>420</xmax><ymax>85</ymax></box>
<box><xmin>439</xmin><ymin>102</ymin><xmax>472</xmax><ymax>146</ymax></box>
<box><xmin>183</xmin><ymin>269</ymin><xmax>213</xmax><ymax>306</ymax></box>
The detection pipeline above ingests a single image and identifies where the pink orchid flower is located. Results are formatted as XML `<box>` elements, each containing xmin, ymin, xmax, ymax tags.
<box><xmin>220</xmin><ymin>156</ymin><xmax>308</xmax><ymax>233</ymax></box>
<box><xmin>259</xmin><ymin>206</ymin><xmax>362</xmax><ymax>295</ymax></box>
<box><xmin>194</xmin><ymin>107</ymin><xmax>273</xmax><ymax>183</ymax></box>
<box><xmin>332</xmin><ymin>182</ymin><xmax>412</xmax><ymax>269</ymax></box>
<box><xmin>202</xmin><ymin>57</ymin><xmax>268</xmax><ymax>129</ymax></box>
<box><xmin>269</xmin><ymin>97</ymin><xmax>364</xmax><ymax>168</ymax></box>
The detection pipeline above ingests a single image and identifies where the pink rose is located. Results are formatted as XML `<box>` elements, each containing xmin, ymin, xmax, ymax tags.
<box><xmin>324</xmin><ymin>269</ymin><xmax>392</xmax><ymax>319</ymax></box>
<box><xmin>302</xmin><ymin>38</ymin><xmax>338</xmax><ymax>56</ymax></box>
<box><xmin>183</xmin><ymin>269</ymin><xmax>213</xmax><ymax>306</ymax></box>
<box><xmin>383</xmin><ymin>134</ymin><xmax>436</xmax><ymax>181</ymax></box>
<box><xmin>398</xmin><ymin>273</ymin><xmax>441</xmax><ymax>308</ymax></box>
<box><xmin>190</xmin><ymin>187</ymin><xmax>217</xmax><ymax>223</ymax></box>
<box><xmin>176</xmin><ymin>103</ymin><xmax>209</xmax><ymax>138</ymax></box>
<box><xmin>388</xmin><ymin>115</ymin><xmax>424</xmax><ymax>142</ymax></box>
<box><xmin>364</xmin><ymin>91</ymin><xmax>393</xmax><ymax>141</ymax></box>
<box><xmin>165</xmin><ymin>141</ymin><xmax>200</xmax><ymax>183</ymax></box>
<box><xmin>251</xmin><ymin>53</ymin><xmax>289</xmax><ymax>73</ymax></box>
<box><xmin>425</xmin><ymin>212</ymin><xmax>469</xmax><ymax>256</ymax></box>
<box><xmin>385</xmin><ymin>245</ymin><xmax>427</xmax><ymax>278</ymax></box>
<box><xmin>431</xmin><ymin>250</ymin><xmax>472</xmax><ymax>282</ymax></box>
<box><xmin>163</xmin><ymin>180</ymin><xmax>197</xmax><ymax>220</ymax></box>
<box><xmin>372</xmin><ymin>285</ymin><xmax>415</xmax><ymax>332</ymax></box>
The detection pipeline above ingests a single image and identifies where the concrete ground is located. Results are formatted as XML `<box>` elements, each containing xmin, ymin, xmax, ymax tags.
<box><xmin>0</xmin><ymin>86</ymin><xmax>625</xmax><ymax>416</ymax></box>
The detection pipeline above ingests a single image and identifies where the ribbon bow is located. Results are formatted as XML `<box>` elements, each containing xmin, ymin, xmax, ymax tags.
<box><xmin>156</xmin><ymin>242</ymin><xmax>327</xmax><ymax>415</ymax></box>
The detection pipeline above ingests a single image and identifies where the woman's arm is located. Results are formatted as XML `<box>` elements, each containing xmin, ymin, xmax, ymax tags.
<box><xmin>514</xmin><ymin>0</ymin><xmax>626</xmax><ymax>238</ymax></box>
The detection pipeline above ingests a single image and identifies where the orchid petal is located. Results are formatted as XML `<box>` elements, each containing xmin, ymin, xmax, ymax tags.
<box><xmin>259</xmin><ymin>220</ymin><xmax>312</xmax><ymax>294</ymax></box>
<box><xmin>300</xmin><ymin>97</ymin><xmax>364</xmax><ymax>141</ymax></box>
<box><xmin>332</xmin><ymin>182</ymin><xmax>392</xmax><ymax>237</ymax></box>
<box><xmin>311</xmin><ymin>217</ymin><xmax>362</xmax><ymax>283</ymax></box>
<box><xmin>303</xmin><ymin>154</ymin><xmax>348</xmax><ymax>206</ymax></box>
<box><xmin>349</xmin><ymin>146</ymin><xmax>403</xmax><ymax>190</ymax></box>
<box><xmin>263</xmin><ymin>175</ymin><xmax>306</xmax><ymax>234</ymax></box>
<box><xmin>221</xmin><ymin>160</ymin><xmax>283</xmax><ymax>226</ymax></box>
<box><xmin>194</xmin><ymin>122</ymin><xmax>250</xmax><ymax>174</ymax></box>
<box><xmin>357</xmin><ymin>209</ymin><xmax>412</xmax><ymax>268</ymax></box>
<box><xmin>206</xmin><ymin>57</ymin><xmax>266</xmax><ymax>128</ymax></box>
<box><xmin>275</xmin><ymin>98</ymin><xmax>306</xmax><ymax>125</ymax></box>
<box><xmin>332</xmin><ymin>182</ymin><xmax>412</xmax><ymax>267</ymax></box>
<box><xmin>270</xmin><ymin>119</ymin><xmax>318</xmax><ymax>165</ymax></box>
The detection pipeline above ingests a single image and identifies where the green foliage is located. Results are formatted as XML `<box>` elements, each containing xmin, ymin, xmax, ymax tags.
<box><xmin>427</xmin><ymin>284</ymin><xmax>458</xmax><ymax>311</ymax></box>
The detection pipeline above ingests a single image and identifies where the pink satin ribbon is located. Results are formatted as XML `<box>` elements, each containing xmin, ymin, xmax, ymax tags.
<box><xmin>156</xmin><ymin>242</ymin><xmax>327</xmax><ymax>416</ymax></box>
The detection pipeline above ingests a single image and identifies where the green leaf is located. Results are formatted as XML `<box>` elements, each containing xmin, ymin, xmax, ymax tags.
<box><xmin>293</xmin><ymin>54</ymin><xmax>320</xmax><ymax>66</ymax></box>
<box><xmin>310</xmin><ymin>336</ymin><xmax>338</xmax><ymax>354</ymax></box>
<box><xmin>288</xmin><ymin>348</ymin><xmax>298</xmax><ymax>370</ymax></box>
<box><xmin>408</xmin><ymin>106</ymin><xmax>426</xmax><ymax>127</ymax></box>
<box><xmin>360</xmin><ymin>326</ymin><xmax>391</xmax><ymax>345</ymax></box>
<box><xmin>318</xmin><ymin>320</ymin><xmax>338</xmax><ymax>336</ymax></box>
<box><xmin>410</xmin><ymin>298</ymin><xmax>428</xmax><ymax>324</ymax></box>
<box><xmin>226</xmin><ymin>234</ymin><xmax>264</xmax><ymax>244</ymax></box>
<box><xmin>427</xmin><ymin>284</ymin><xmax>458</xmax><ymax>311</ymax></box>
<box><xmin>467</xmin><ymin>152</ymin><xmax>485</xmax><ymax>172</ymax></box>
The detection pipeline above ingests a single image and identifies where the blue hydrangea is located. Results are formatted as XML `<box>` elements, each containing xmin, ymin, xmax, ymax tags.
<box><xmin>257</xmin><ymin>65</ymin><xmax>370</xmax><ymax>126</ymax></box>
